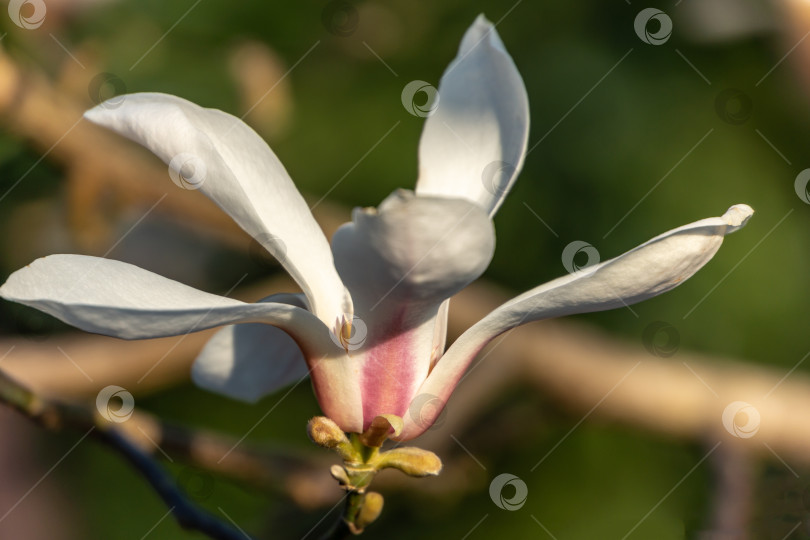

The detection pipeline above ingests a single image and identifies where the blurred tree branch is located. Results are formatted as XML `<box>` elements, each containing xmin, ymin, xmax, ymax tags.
<box><xmin>701</xmin><ymin>443</ymin><xmax>754</xmax><ymax>539</ymax></box>
<box><xmin>1</xmin><ymin>31</ymin><xmax>810</xmax><ymax>538</ymax></box>
<box><xmin>0</xmin><ymin>368</ymin><xmax>255</xmax><ymax>540</ymax></box>
<box><xmin>5</xmin><ymin>277</ymin><xmax>809</xmax><ymax>469</ymax></box>
<box><xmin>0</xmin><ymin>43</ymin><xmax>347</xmax><ymax>254</ymax></box>
<box><xmin>433</xmin><ymin>282</ymin><xmax>810</xmax><ymax>466</ymax></box>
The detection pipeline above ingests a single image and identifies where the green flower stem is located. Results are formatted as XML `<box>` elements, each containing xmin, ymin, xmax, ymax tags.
<box><xmin>344</xmin><ymin>490</ymin><xmax>366</xmax><ymax>531</ymax></box>
<box><xmin>350</xmin><ymin>433</ymin><xmax>380</xmax><ymax>469</ymax></box>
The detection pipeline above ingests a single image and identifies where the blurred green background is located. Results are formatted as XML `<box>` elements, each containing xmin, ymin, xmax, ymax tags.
<box><xmin>0</xmin><ymin>0</ymin><xmax>808</xmax><ymax>538</ymax></box>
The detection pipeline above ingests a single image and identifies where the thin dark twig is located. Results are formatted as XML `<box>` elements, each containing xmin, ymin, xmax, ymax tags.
<box><xmin>318</xmin><ymin>496</ymin><xmax>353</xmax><ymax>540</ymax></box>
<box><xmin>97</xmin><ymin>429</ymin><xmax>255</xmax><ymax>540</ymax></box>
<box><xmin>0</xmin><ymin>368</ymin><xmax>254</xmax><ymax>540</ymax></box>
<box><xmin>320</xmin><ymin>519</ymin><xmax>352</xmax><ymax>540</ymax></box>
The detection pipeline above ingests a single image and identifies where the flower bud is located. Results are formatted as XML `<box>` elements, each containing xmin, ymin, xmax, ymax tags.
<box><xmin>307</xmin><ymin>416</ymin><xmax>354</xmax><ymax>460</ymax></box>
<box><xmin>355</xmin><ymin>492</ymin><xmax>384</xmax><ymax>532</ymax></box>
<box><xmin>307</xmin><ymin>416</ymin><xmax>347</xmax><ymax>446</ymax></box>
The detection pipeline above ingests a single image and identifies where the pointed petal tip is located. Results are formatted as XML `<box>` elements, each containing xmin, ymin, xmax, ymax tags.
<box><xmin>83</xmin><ymin>99</ymin><xmax>118</xmax><ymax>123</ymax></box>
<box><xmin>474</xmin><ymin>13</ymin><xmax>492</xmax><ymax>27</ymax></box>
<box><xmin>723</xmin><ymin>204</ymin><xmax>754</xmax><ymax>232</ymax></box>
<box><xmin>83</xmin><ymin>104</ymin><xmax>101</xmax><ymax>120</ymax></box>
<box><xmin>464</xmin><ymin>14</ymin><xmax>506</xmax><ymax>55</ymax></box>
<box><xmin>0</xmin><ymin>261</ymin><xmax>28</xmax><ymax>300</ymax></box>
<box><xmin>417</xmin><ymin>14</ymin><xmax>527</xmax><ymax>216</ymax></box>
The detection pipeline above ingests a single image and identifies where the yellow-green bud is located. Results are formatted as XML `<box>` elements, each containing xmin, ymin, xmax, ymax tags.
<box><xmin>376</xmin><ymin>446</ymin><xmax>442</xmax><ymax>477</ymax></box>
<box><xmin>307</xmin><ymin>416</ymin><xmax>354</xmax><ymax>461</ymax></box>
<box><xmin>355</xmin><ymin>492</ymin><xmax>384</xmax><ymax>532</ymax></box>
<box><xmin>307</xmin><ymin>416</ymin><xmax>347</xmax><ymax>447</ymax></box>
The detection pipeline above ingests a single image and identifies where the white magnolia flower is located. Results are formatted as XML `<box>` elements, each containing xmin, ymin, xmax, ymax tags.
<box><xmin>0</xmin><ymin>16</ymin><xmax>752</xmax><ymax>441</ymax></box>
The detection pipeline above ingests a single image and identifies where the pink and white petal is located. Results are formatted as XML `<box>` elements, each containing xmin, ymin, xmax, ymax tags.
<box><xmin>306</xmin><ymin>353</ymin><xmax>364</xmax><ymax>434</ymax></box>
<box><xmin>415</xmin><ymin>15</ymin><xmax>529</xmax><ymax>216</ymax></box>
<box><xmin>0</xmin><ymin>255</ymin><xmax>332</xmax><ymax>356</ymax></box>
<box><xmin>191</xmin><ymin>294</ymin><xmax>310</xmax><ymax>403</ymax></box>
<box><xmin>331</xmin><ymin>191</ymin><xmax>494</xmax><ymax>428</ymax></box>
<box><xmin>399</xmin><ymin>204</ymin><xmax>754</xmax><ymax>440</ymax></box>
<box><xmin>430</xmin><ymin>299</ymin><xmax>450</xmax><ymax>371</ymax></box>
<box><xmin>84</xmin><ymin>93</ymin><xmax>352</xmax><ymax>328</ymax></box>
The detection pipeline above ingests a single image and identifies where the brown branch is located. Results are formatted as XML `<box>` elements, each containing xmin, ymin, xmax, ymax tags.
<box><xmin>0</xmin><ymin>44</ymin><xmax>348</xmax><ymax>255</ymax></box>
<box><xmin>3</xmin><ymin>30</ymin><xmax>810</xmax><ymax>521</ymax></box>
<box><xmin>417</xmin><ymin>282</ymin><xmax>810</xmax><ymax>468</ymax></box>
<box><xmin>118</xmin><ymin>409</ymin><xmax>330</xmax><ymax>495</ymax></box>
<box><xmin>701</xmin><ymin>442</ymin><xmax>754</xmax><ymax>539</ymax></box>
<box><xmin>0</xmin><ymin>274</ymin><xmax>301</xmax><ymax>399</ymax></box>
<box><xmin>5</xmin><ymin>279</ymin><xmax>810</xmax><ymax>506</ymax></box>
<box><xmin>4</xmin><ymin>7</ymin><xmax>810</xmax><ymax>468</ymax></box>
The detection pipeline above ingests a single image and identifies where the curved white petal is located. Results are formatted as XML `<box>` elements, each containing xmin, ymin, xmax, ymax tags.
<box><xmin>330</xmin><ymin>191</ymin><xmax>494</xmax><ymax>427</ymax></box>
<box><xmin>399</xmin><ymin>204</ymin><xmax>754</xmax><ymax>440</ymax></box>
<box><xmin>415</xmin><ymin>15</ymin><xmax>530</xmax><ymax>216</ymax></box>
<box><xmin>430</xmin><ymin>299</ymin><xmax>450</xmax><ymax>371</ymax></box>
<box><xmin>191</xmin><ymin>294</ymin><xmax>310</xmax><ymax>403</ymax></box>
<box><xmin>84</xmin><ymin>93</ymin><xmax>352</xmax><ymax>329</ymax></box>
<box><xmin>0</xmin><ymin>255</ymin><xmax>332</xmax><ymax>355</ymax></box>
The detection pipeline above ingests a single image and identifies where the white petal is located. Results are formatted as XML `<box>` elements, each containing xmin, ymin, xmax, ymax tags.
<box><xmin>330</xmin><ymin>191</ymin><xmax>494</xmax><ymax>426</ymax></box>
<box><xmin>430</xmin><ymin>299</ymin><xmax>450</xmax><ymax>371</ymax></box>
<box><xmin>334</xmin><ymin>191</ymin><xmax>496</xmax><ymax>303</ymax></box>
<box><xmin>84</xmin><ymin>93</ymin><xmax>352</xmax><ymax>329</ymax></box>
<box><xmin>415</xmin><ymin>15</ymin><xmax>530</xmax><ymax>216</ymax></box>
<box><xmin>0</xmin><ymin>255</ymin><xmax>331</xmax><ymax>355</ymax></box>
<box><xmin>192</xmin><ymin>294</ymin><xmax>310</xmax><ymax>403</ymax></box>
<box><xmin>399</xmin><ymin>204</ymin><xmax>754</xmax><ymax>440</ymax></box>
